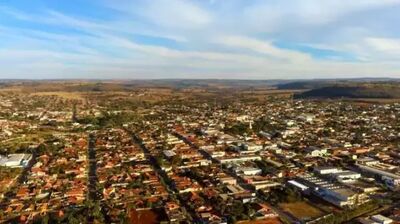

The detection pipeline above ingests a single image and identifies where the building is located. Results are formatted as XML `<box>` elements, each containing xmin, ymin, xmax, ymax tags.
<box><xmin>314</xmin><ymin>167</ymin><xmax>341</xmax><ymax>175</ymax></box>
<box><xmin>305</xmin><ymin>146</ymin><xmax>328</xmax><ymax>157</ymax></box>
<box><xmin>314</xmin><ymin>167</ymin><xmax>361</xmax><ymax>183</ymax></box>
<box><xmin>332</xmin><ymin>171</ymin><xmax>361</xmax><ymax>183</ymax></box>
<box><xmin>288</xmin><ymin>180</ymin><xmax>309</xmax><ymax>192</ymax></box>
<box><xmin>356</xmin><ymin>158</ymin><xmax>400</xmax><ymax>190</ymax></box>
<box><xmin>295</xmin><ymin>174</ymin><xmax>368</xmax><ymax>208</ymax></box>
<box><xmin>371</xmin><ymin>214</ymin><xmax>393</xmax><ymax>224</ymax></box>
<box><xmin>219</xmin><ymin>176</ymin><xmax>237</xmax><ymax>185</ymax></box>
<box><xmin>235</xmin><ymin>167</ymin><xmax>262</xmax><ymax>176</ymax></box>
<box><xmin>241</xmin><ymin>143</ymin><xmax>263</xmax><ymax>152</ymax></box>
<box><xmin>0</xmin><ymin>154</ymin><xmax>32</xmax><ymax>168</ymax></box>
<box><xmin>217</xmin><ymin>155</ymin><xmax>262</xmax><ymax>164</ymax></box>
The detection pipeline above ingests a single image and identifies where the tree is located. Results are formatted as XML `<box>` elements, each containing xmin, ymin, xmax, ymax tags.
<box><xmin>41</xmin><ymin>214</ymin><xmax>49</xmax><ymax>224</ymax></box>
<box><xmin>171</xmin><ymin>156</ymin><xmax>182</xmax><ymax>167</ymax></box>
<box><xmin>67</xmin><ymin>213</ymin><xmax>80</xmax><ymax>224</ymax></box>
<box><xmin>119</xmin><ymin>211</ymin><xmax>128</xmax><ymax>224</ymax></box>
<box><xmin>93</xmin><ymin>201</ymin><xmax>105</xmax><ymax>222</ymax></box>
<box><xmin>72</xmin><ymin>103</ymin><xmax>78</xmax><ymax>123</ymax></box>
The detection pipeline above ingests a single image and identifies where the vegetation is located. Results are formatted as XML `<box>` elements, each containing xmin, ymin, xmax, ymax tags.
<box><xmin>0</xmin><ymin>166</ymin><xmax>22</xmax><ymax>179</ymax></box>
<box><xmin>259</xmin><ymin>187</ymin><xmax>302</xmax><ymax>205</ymax></box>
<box><xmin>224</xmin><ymin>122</ymin><xmax>251</xmax><ymax>136</ymax></box>
<box><xmin>296</xmin><ymin>84</ymin><xmax>400</xmax><ymax>99</ymax></box>
<box><xmin>279</xmin><ymin>201</ymin><xmax>324</xmax><ymax>221</ymax></box>
<box><xmin>314</xmin><ymin>200</ymin><xmax>380</xmax><ymax>224</ymax></box>
<box><xmin>77</xmin><ymin>111</ymin><xmax>140</xmax><ymax>128</ymax></box>
<box><xmin>0</xmin><ymin>167</ymin><xmax>22</xmax><ymax>194</ymax></box>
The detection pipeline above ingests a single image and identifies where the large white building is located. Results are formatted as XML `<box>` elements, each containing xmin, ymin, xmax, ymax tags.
<box><xmin>314</xmin><ymin>167</ymin><xmax>361</xmax><ymax>183</ymax></box>
<box><xmin>294</xmin><ymin>174</ymin><xmax>368</xmax><ymax>208</ymax></box>
<box><xmin>0</xmin><ymin>154</ymin><xmax>32</xmax><ymax>168</ymax></box>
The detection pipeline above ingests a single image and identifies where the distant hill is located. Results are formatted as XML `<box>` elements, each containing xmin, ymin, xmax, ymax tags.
<box><xmin>276</xmin><ymin>81</ymin><xmax>332</xmax><ymax>90</ymax></box>
<box><xmin>0</xmin><ymin>79</ymin><xmax>282</xmax><ymax>92</ymax></box>
<box><xmin>295</xmin><ymin>84</ymin><xmax>400</xmax><ymax>99</ymax></box>
<box><xmin>276</xmin><ymin>78</ymin><xmax>400</xmax><ymax>90</ymax></box>
<box><xmin>1</xmin><ymin>79</ymin><xmax>400</xmax><ymax>93</ymax></box>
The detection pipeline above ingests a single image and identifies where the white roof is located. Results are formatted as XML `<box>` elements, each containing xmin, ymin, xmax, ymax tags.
<box><xmin>163</xmin><ymin>150</ymin><xmax>176</xmax><ymax>157</ymax></box>
<box><xmin>371</xmin><ymin>214</ymin><xmax>393</xmax><ymax>222</ymax></box>
<box><xmin>288</xmin><ymin>180</ymin><xmax>309</xmax><ymax>191</ymax></box>
<box><xmin>0</xmin><ymin>153</ymin><xmax>32</xmax><ymax>167</ymax></box>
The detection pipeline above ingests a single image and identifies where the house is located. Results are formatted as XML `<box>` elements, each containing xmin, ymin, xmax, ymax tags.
<box><xmin>252</xmin><ymin>203</ymin><xmax>279</xmax><ymax>219</ymax></box>
<box><xmin>163</xmin><ymin>150</ymin><xmax>176</xmax><ymax>158</ymax></box>
<box><xmin>305</xmin><ymin>146</ymin><xmax>328</xmax><ymax>157</ymax></box>
<box><xmin>241</xmin><ymin>143</ymin><xmax>263</xmax><ymax>152</ymax></box>
<box><xmin>371</xmin><ymin>214</ymin><xmax>393</xmax><ymax>224</ymax></box>
<box><xmin>219</xmin><ymin>176</ymin><xmax>237</xmax><ymax>185</ymax></box>
<box><xmin>164</xmin><ymin>202</ymin><xmax>186</xmax><ymax>222</ymax></box>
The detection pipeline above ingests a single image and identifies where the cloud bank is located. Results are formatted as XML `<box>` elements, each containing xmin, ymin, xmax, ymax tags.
<box><xmin>0</xmin><ymin>0</ymin><xmax>400</xmax><ymax>79</ymax></box>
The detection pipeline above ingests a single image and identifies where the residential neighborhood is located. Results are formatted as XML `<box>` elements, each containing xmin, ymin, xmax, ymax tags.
<box><xmin>0</xmin><ymin>82</ymin><xmax>400</xmax><ymax>224</ymax></box>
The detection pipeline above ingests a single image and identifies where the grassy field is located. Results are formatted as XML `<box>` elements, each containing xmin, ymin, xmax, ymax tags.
<box><xmin>242</xmin><ymin>89</ymin><xmax>305</xmax><ymax>95</ymax></box>
<box><xmin>279</xmin><ymin>201</ymin><xmax>324</xmax><ymax>221</ymax></box>
<box><xmin>344</xmin><ymin>98</ymin><xmax>400</xmax><ymax>104</ymax></box>
<box><xmin>0</xmin><ymin>167</ymin><xmax>22</xmax><ymax>194</ymax></box>
<box><xmin>30</xmin><ymin>91</ymin><xmax>84</xmax><ymax>100</ymax></box>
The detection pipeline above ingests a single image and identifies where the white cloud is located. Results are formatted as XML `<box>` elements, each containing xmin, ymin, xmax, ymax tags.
<box><xmin>145</xmin><ymin>0</ymin><xmax>212</xmax><ymax>28</ymax></box>
<box><xmin>365</xmin><ymin>37</ymin><xmax>400</xmax><ymax>52</ymax></box>
<box><xmin>106</xmin><ymin>0</ymin><xmax>212</xmax><ymax>30</ymax></box>
<box><xmin>216</xmin><ymin>36</ymin><xmax>311</xmax><ymax>62</ymax></box>
<box><xmin>45</xmin><ymin>10</ymin><xmax>110</xmax><ymax>30</ymax></box>
<box><xmin>1</xmin><ymin>1</ymin><xmax>400</xmax><ymax>79</ymax></box>
<box><xmin>243</xmin><ymin>0</ymin><xmax>400</xmax><ymax>31</ymax></box>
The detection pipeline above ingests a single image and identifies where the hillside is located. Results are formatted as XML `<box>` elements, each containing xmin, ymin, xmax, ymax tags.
<box><xmin>276</xmin><ymin>78</ymin><xmax>400</xmax><ymax>90</ymax></box>
<box><xmin>295</xmin><ymin>84</ymin><xmax>400</xmax><ymax>99</ymax></box>
<box><xmin>276</xmin><ymin>81</ymin><xmax>331</xmax><ymax>90</ymax></box>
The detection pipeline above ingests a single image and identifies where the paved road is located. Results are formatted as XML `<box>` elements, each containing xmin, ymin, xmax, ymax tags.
<box><xmin>131</xmin><ymin>132</ymin><xmax>194</xmax><ymax>222</ymax></box>
<box><xmin>174</xmin><ymin>131</ymin><xmax>297</xmax><ymax>224</ymax></box>
<box><xmin>87</xmin><ymin>133</ymin><xmax>98</xmax><ymax>200</ymax></box>
<box><xmin>87</xmin><ymin>132</ymin><xmax>99</xmax><ymax>224</ymax></box>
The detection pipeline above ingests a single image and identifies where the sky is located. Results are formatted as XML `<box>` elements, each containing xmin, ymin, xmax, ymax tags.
<box><xmin>0</xmin><ymin>0</ymin><xmax>400</xmax><ymax>79</ymax></box>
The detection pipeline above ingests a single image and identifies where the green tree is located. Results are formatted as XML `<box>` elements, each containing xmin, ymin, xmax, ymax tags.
<box><xmin>41</xmin><ymin>214</ymin><xmax>49</xmax><ymax>224</ymax></box>
<box><xmin>67</xmin><ymin>213</ymin><xmax>80</xmax><ymax>224</ymax></box>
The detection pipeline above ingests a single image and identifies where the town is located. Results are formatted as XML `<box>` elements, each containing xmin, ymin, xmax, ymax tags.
<box><xmin>0</xmin><ymin>82</ymin><xmax>399</xmax><ymax>224</ymax></box>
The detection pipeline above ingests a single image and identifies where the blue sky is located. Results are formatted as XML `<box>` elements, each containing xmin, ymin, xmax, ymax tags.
<box><xmin>0</xmin><ymin>0</ymin><xmax>400</xmax><ymax>79</ymax></box>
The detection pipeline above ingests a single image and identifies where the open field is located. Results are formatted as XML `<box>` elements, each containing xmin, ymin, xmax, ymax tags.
<box><xmin>343</xmin><ymin>98</ymin><xmax>400</xmax><ymax>104</ymax></box>
<box><xmin>30</xmin><ymin>91</ymin><xmax>85</xmax><ymax>100</ymax></box>
<box><xmin>279</xmin><ymin>201</ymin><xmax>324</xmax><ymax>221</ymax></box>
<box><xmin>129</xmin><ymin>208</ymin><xmax>167</xmax><ymax>224</ymax></box>
<box><xmin>0</xmin><ymin>87</ymin><xmax>23</xmax><ymax>92</ymax></box>
<box><xmin>242</xmin><ymin>89</ymin><xmax>305</xmax><ymax>95</ymax></box>
<box><xmin>0</xmin><ymin>167</ymin><xmax>22</xmax><ymax>194</ymax></box>
<box><xmin>304</xmin><ymin>98</ymin><xmax>400</xmax><ymax>105</ymax></box>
